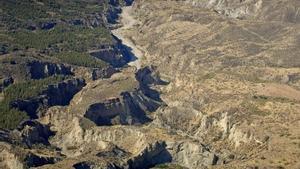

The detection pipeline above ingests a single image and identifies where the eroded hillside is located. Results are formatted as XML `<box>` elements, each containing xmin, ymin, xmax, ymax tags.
<box><xmin>0</xmin><ymin>0</ymin><xmax>299</xmax><ymax>169</ymax></box>
<box><xmin>118</xmin><ymin>0</ymin><xmax>300</xmax><ymax>168</ymax></box>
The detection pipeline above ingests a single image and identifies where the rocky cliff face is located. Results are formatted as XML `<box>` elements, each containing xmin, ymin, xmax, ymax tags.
<box><xmin>84</xmin><ymin>90</ymin><xmax>158</xmax><ymax>126</ymax></box>
<box><xmin>12</xmin><ymin>78</ymin><xmax>85</xmax><ymax>118</ymax></box>
<box><xmin>33</xmin><ymin>65</ymin><xmax>222</xmax><ymax>169</ymax></box>
<box><xmin>83</xmin><ymin>67</ymin><xmax>165</xmax><ymax>126</ymax></box>
<box><xmin>0</xmin><ymin>141</ymin><xmax>63</xmax><ymax>169</ymax></box>
<box><xmin>90</xmin><ymin>43</ymin><xmax>129</xmax><ymax>68</ymax></box>
<box><xmin>166</xmin><ymin>141</ymin><xmax>219</xmax><ymax>168</ymax></box>
<box><xmin>16</xmin><ymin>120</ymin><xmax>55</xmax><ymax>147</ymax></box>
<box><xmin>27</xmin><ymin>61</ymin><xmax>73</xmax><ymax>79</ymax></box>
<box><xmin>105</xmin><ymin>0</ymin><xmax>135</xmax><ymax>25</ymax></box>
<box><xmin>126</xmin><ymin>141</ymin><xmax>172</xmax><ymax>169</ymax></box>
<box><xmin>25</xmin><ymin>153</ymin><xmax>61</xmax><ymax>168</ymax></box>
<box><xmin>92</xmin><ymin>66</ymin><xmax>118</xmax><ymax>80</ymax></box>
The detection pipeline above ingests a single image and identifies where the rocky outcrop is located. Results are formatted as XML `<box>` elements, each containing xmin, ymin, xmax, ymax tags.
<box><xmin>73</xmin><ymin>161</ymin><xmax>120</xmax><ymax>169</ymax></box>
<box><xmin>40</xmin><ymin>22</ymin><xmax>56</xmax><ymax>30</ymax></box>
<box><xmin>97</xmin><ymin>146</ymin><xmax>129</xmax><ymax>158</ymax></box>
<box><xmin>0</xmin><ymin>43</ymin><xmax>9</xmax><ymax>55</ymax></box>
<box><xmin>73</xmin><ymin>142</ymin><xmax>172</xmax><ymax>169</ymax></box>
<box><xmin>0</xmin><ymin>76</ymin><xmax>13</xmax><ymax>92</ymax></box>
<box><xmin>105</xmin><ymin>0</ymin><xmax>134</xmax><ymax>25</ymax></box>
<box><xmin>45</xmin><ymin>78</ymin><xmax>86</xmax><ymax>106</ymax></box>
<box><xmin>185</xmin><ymin>0</ymin><xmax>262</xmax><ymax>19</ymax></box>
<box><xmin>73</xmin><ymin>161</ymin><xmax>99</xmax><ymax>169</ymax></box>
<box><xmin>84</xmin><ymin>90</ymin><xmax>160</xmax><ymax>126</ymax></box>
<box><xmin>68</xmin><ymin>140</ymin><xmax>217</xmax><ymax>169</ymax></box>
<box><xmin>12</xmin><ymin>78</ymin><xmax>85</xmax><ymax>118</ymax></box>
<box><xmin>26</xmin><ymin>21</ymin><xmax>56</xmax><ymax>31</ymax></box>
<box><xmin>0</xmin><ymin>120</ymin><xmax>54</xmax><ymax>148</ymax></box>
<box><xmin>166</xmin><ymin>141</ymin><xmax>219</xmax><ymax>168</ymax></box>
<box><xmin>83</xmin><ymin>14</ymin><xmax>104</xmax><ymax>28</ymax></box>
<box><xmin>153</xmin><ymin>106</ymin><xmax>257</xmax><ymax>148</ymax></box>
<box><xmin>68</xmin><ymin>0</ymin><xmax>132</xmax><ymax>28</ymax></box>
<box><xmin>109</xmin><ymin>0</ymin><xmax>134</xmax><ymax>6</ymax></box>
<box><xmin>92</xmin><ymin>67</ymin><xmax>118</xmax><ymax>80</ymax></box>
<box><xmin>0</xmin><ymin>129</ymin><xmax>10</xmax><ymax>143</ymax></box>
<box><xmin>68</xmin><ymin>0</ymin><xmax>133</xmax><ymax>28</ymax></box>
<box><xmin>25</xmin><ymin>10</ymin><xmax>104</xmax><ymax>29</ymax></box>
<box><xmin>186</xmin><ymin>0</ymin><xmax>300</xmax><ymax>23</ymax></box>
<box><xmin>73</xmin><ymin>161</ymin><xmax>93</xmax><ymax>169</ymax></box>
<box><xmin>27</xmin><ymin>61</ymin><xmax>73</xmax><ymax>79</ymax></box>
<box><xmin>81</xmin><ymin>67</ymin><xmax>166</xmax><ymax>127</ymax></box>
<box><xmin>106</xmin><ymin>3</ymin><xmax>122</xmax><ymax>24</ymax></box>
<box><xmin>0</xmin><ymin>142</ymin><xmax>63</xmax><ymax>169</ymax></box>
<box><xmin>127</xmin><ymin>141</ymin><xmax>172</xmax><ymax>169</ymax></box>
<box><xmin>25</xmin><ymin>153</ymin><xmax>61</xmax><ymax>168</ymax></box>
<box><xmin>136</xmin><ymin>66</ymin><xmax>168</xmax><ymax>86</ymax></box>
<box><xmin>17</xmin><ymin>120</ymin><xmax>55</xmax><ymax>147</ymax></box>
<box><xmin>90</xmin><ymin>43</ymin><xmax>129</xmax><ymax>68</ymax></box>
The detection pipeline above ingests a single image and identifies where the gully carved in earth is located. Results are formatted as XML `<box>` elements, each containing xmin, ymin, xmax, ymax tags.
<box><xmin>112</xmin><ymin>6</ymin><xmax>143</xmax><ymax>69</ymax></box>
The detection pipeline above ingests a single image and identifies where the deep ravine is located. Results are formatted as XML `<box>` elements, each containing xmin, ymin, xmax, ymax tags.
<box><xmin>112</xmin><ymin>6</ymin><xmax>143</xmax><ymax>69</ymax></box>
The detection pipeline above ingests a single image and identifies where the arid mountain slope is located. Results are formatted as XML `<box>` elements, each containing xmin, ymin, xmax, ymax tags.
<box><xmin>186</xmin><ymin>0</ymin><xmax>300</xmax><ymax>23</ymax></box>
<box><xmin>0</xmin><ymin>0</ymin><xmax>300</xmax><ymax>169</ymax></box>
<box><xmin>121</xmin><ymin>0</ymin><xmax>300</xmax><ymax>168</ymax></box>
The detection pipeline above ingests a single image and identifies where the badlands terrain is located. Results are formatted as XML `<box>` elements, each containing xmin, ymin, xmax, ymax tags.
<box><xmin>0</xmin><ymin>0</ymin><xmax>300</xmax><ymax>169</ymax></box>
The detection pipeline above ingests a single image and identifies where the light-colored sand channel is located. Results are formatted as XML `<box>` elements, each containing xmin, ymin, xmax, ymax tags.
<box><xmin>112</xmin><ymin>6</ymin><xmax>143</xmax><ymax>69</ymax></box>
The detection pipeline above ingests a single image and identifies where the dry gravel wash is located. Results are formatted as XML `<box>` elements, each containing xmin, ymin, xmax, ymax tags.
<box><xmin>112</xmin><ymin>6</ymin><xmax>144</xmax><ymax>69</ymax></box>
